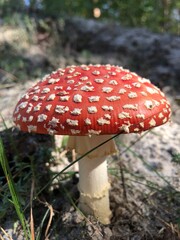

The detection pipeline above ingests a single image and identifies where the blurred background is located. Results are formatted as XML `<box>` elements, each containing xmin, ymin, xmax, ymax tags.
<box><xmin>0</xmin><ymin>0</ymin><xmax>179</xmax><ymax>87</ymax></box>
<box><xmin>1</xmin><ymin>0</ymin><xmax>180</xmax><ymax>33</ymax></box>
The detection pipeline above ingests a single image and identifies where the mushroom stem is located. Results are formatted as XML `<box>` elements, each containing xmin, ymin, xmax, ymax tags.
<box><xmin>67</xmin><ymin>135</ymin><xmax>117</xmax><ymax>224</ymax></box>
<box><xmin>78</xmin><ymin>155</ymin><xmax>111</xmax><ymax>224</ymax></box>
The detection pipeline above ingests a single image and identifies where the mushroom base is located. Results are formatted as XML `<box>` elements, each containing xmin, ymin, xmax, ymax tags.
<box><xmin>67</xmin><ymin>135</ymin><xmax>117</xmax><ymax>224</ymax></box>
<box><xmin>78</xmin><ymin>156</ymin><xmax>112</xmax><ymax>224</ymax></box>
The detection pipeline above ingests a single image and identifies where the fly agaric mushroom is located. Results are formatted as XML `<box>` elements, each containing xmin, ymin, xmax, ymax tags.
<box><xmin>13</xmin><ymin>64</ymin><xmax>171</xmax><ymax>224</ymax></box>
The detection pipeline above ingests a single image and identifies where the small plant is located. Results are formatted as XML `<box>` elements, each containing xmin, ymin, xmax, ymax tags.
<box><xmin>171</xmin><ymin>153</ymin><xmax>180</xmax><ymax>164</ymax></box>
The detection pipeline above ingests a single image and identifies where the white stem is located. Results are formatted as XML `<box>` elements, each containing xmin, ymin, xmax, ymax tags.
<box><xmin>67</xmin><ymin>135</ymin><xmax>117</xmax><ymax>224</ymax></box>
<box><xmin>78</xmin><ymin>155</ymin><xmax>112</xmax><ymax>224</ymax></box>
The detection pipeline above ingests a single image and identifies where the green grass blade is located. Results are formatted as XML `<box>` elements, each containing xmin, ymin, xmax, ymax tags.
<box><xmin>0</xmin><ymin>138</ymin><xmax>30</xmax><ymax>240</ymax></box>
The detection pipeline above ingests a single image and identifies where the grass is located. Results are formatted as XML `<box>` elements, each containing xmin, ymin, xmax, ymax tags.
<box><xmin>0</xmin><ymin>133</ymin><xmax>121</xmax><ymax>239</ymax></box>
<box><xmin>0</xmin><ymin>127</ymin><xmax>180</xmax><ymax>239</ymax></box>
<box><xmin>0</xmin><ymin>138</ymin><xmax>30</xmax><ymax>239</ymax></box>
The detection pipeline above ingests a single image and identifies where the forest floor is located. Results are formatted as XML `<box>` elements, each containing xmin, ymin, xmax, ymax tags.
<box><xmin>0</xmin><ymin>17</ymin><xmax>180</xmax><ymax>239</ymax></box>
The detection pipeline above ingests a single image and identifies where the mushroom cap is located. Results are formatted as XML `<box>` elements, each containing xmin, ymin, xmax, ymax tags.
<box><xmin>13</xmin><ymin>64</ymin><xmax>171</xmax><ymax>136</ymax></box>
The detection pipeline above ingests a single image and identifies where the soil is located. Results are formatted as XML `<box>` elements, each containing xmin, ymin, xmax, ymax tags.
<box><xmin>0</xmin><ymin>16</ymin><xmax>180</xmax><ymax>240</ymax></box>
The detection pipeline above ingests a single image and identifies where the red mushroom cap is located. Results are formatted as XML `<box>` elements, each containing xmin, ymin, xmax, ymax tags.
<box><xmin>13</xmin><ymin>64</ymin><xmax>171</xmax><ymax>136</ymax></box>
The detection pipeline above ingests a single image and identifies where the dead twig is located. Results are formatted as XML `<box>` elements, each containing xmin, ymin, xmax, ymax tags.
<box><xmin>156</xmin><ymin>216</ymin><xmax>180</xmax><ymax>238</ymax></box>
<box><xmin>44</xmin><ymin>203</ymin><xmax>54</xmax><ymax>240</ymax></box>
<box><xmin>0</xmin><ymin>227</ymin><xmax>13</xmax><ymax>240</ymax></box>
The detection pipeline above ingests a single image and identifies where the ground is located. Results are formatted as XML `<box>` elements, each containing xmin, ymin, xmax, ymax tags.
<box><xmin>0</xmin><ymin>17</ymin><xmax>180</xmax><ymax>239</ymax></box>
